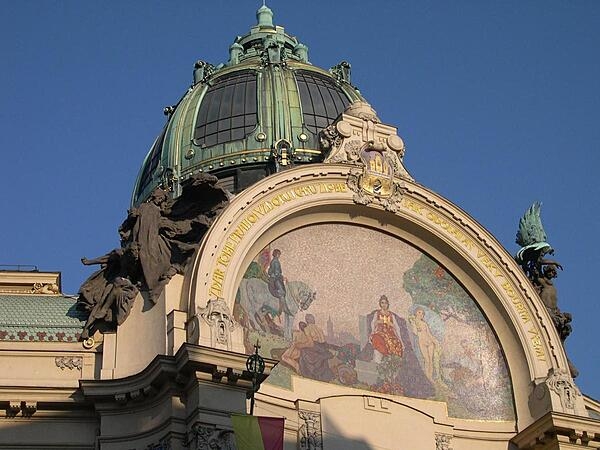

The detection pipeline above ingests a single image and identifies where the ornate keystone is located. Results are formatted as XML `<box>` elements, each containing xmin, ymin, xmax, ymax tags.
<box><xmin>320</xmin><ymin>101</ymin><xmax>411</xmax><ymax>212</ymax></box>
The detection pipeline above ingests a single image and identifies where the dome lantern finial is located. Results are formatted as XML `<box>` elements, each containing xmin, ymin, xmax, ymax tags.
<box><xmin>256</xmin><ymin>2</ymin><xmax>274</xmax><ymax>28</ymax></box>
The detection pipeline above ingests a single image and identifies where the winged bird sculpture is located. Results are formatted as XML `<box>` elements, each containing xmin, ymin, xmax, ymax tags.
<box><xmin>514</xmin><ymin>202</ymin><xmax>577</xmax><ymax>377</ymax></box>
<box><xmin>515</xmin><ymin>202</ymin><xmax>562</xmax><ymax>280</ymax></box>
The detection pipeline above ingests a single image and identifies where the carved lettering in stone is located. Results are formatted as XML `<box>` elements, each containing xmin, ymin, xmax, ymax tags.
<box><xmin>191</xmin><ymin>423</ymin><xmax>236</xmax><ymax>450</ymax></box>
<box><xmin>546</xmin><ymin>368</ymin><xmax>581</xmax><ymax>410</ymax></box>
<box><xmin>55</xmin><ymin>356</ymin><xmax>83</xmax><ymax>371</ymax></box>
<box><xmin>299</xmin><ymin>410</ymin><xmax>323</xmax><ymax>450</ymax></box>
<box><xmin>435</xmin><ymin>433</ymin><xmax>453</xmax><ymax>450</ymax></box>
<box><xmin>198</xmin><ymin>298</ymin><xmax>237</xmax><ymax>350</ymax></box>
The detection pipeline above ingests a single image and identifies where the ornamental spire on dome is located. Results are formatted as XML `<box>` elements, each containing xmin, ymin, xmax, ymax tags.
<box><xmin>256</xmin><ymin>2</ymin><xmax>274</xmax><ymax>28</ymax></box>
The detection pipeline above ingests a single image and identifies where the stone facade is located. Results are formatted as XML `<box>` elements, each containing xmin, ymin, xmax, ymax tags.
<box><xmin>1</xmin><ymin>6</ymin><xmax>599</xmax><ymax>450</ymax></box>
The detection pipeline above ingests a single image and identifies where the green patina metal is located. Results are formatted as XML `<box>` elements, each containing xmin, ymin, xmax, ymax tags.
<box><xmin>132</xmin><ymin>4</ymin><xmax>364</xmax><ymax>205</ymax></box>
<box><xmin>0</xmin><ymin>295</ymin><xmax>86</xmax><ymax>342</ymax></box>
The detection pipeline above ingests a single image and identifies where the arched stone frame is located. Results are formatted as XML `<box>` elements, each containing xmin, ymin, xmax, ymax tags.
<box><xmin>181</xmin><ymin>164</ymin><xmax>581</xmax><ymax>430</ymax></box>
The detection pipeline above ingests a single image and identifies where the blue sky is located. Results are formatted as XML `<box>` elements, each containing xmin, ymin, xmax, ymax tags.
<box><xmin>1</xmin><ymin>1</ymin><xmax>599</xmax><ymax>399</ymax></box>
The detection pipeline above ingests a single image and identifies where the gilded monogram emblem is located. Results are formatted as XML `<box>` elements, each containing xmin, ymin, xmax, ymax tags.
<box><xmin>359</xmin><ymin>148</ymin><xmax>395</xmax><ymax>198</ymax></box>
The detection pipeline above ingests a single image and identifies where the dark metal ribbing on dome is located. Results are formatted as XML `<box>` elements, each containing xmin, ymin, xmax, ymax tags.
<box><xmin>131</xmin><ymin>5</ymin><xmax>364</xmax><ymax>206</ymax></box>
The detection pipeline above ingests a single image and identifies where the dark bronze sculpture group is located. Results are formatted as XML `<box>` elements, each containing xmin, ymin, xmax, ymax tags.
<box><xmin>515</xmin><ymin>202</ymin><xmax>577</xmax><ymax>377</ymax></box>
<box><xmin>77</xmin><ymin>173</ymin><xmax>230</xmax><ymax>340</ymax></box>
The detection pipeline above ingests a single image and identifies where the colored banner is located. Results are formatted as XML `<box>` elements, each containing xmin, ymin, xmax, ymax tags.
<box><xmin>231</xmin><ymin>414</ymin><xmax>284</xmax><ymax>450</ymax></box>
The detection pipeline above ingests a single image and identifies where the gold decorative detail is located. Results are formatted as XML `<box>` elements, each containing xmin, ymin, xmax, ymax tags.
<box><xmin>82</xmin><ymin>337</ymin><xmax>95</xmax><ymax>349</ymax></box>
<box><xmin>207</xmin><ymin>182</ymin><xmax>347</xmax><ymax>301</ymax></box>
<box><xmin>31</xmin><ymin>282</ymin><xmax>60</xmax><ymax>294</ymax></box>
<box><xmin>400</xmin><ymin>195</ymin><xmax>549</xmax><ymax>362</ymax></box>
<box><xmin>319</xmin><ymin>101</ymin><xmax>410</xmax><ymax>211</ymax></box>
<box><xmin>346</xmin><ymin>142</ymin><xmax>408</xmax><ymax>212</ymax></box>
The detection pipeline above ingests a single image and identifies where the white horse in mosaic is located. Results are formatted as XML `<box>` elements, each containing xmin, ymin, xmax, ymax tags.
<box><xmin>237</xmin><ymin>278</ymin><xmax>315</xmax><ymax>339</ymax></box>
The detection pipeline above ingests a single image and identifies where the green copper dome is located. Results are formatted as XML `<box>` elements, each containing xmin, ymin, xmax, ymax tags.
<box><xmin>132</xmin><ymin>5</ymin><xmax>365</xmax><ymax>205</ymax></box>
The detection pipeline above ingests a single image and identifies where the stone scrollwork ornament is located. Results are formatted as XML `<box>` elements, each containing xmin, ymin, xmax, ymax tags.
<box><xmin>320</xmin><ymin>101</ymin><xmax>411</xmax><ymax>212</ymax></box>
<box><xmin>197</xmin><ymin>298</ymin><xmax>237</xmax><ymax>350</ymax></box>
<box><xmin>318</xmin><ymin>124</ymin><xmax>343</xmax><ymax>159</ymax></box>
<box><xmin>298</xmin><ymin>410</ymin><xmax>323</xmax><ymax>450</ymax></box>
<box><xmin>435</xmin><ymin>433</ymin><xmax>453</xmax><ymax>450</ymax></box>
<box><xmin>545</xmin><ymin>368</ymin><xmax>581</xmax><ymax>411</ymax></box>
<box><xmin>55</xmin><ymin>356</ymin><xmax>83</xmax><ymax>371</ymax></box>
<box><xmin>190</xmin><ymin>423</ymin><xmax>235</xmax><ymax>450</ymax></box>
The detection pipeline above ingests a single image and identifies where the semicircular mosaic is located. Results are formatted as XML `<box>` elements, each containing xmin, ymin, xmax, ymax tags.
<box><xmin>234</xmin><ymin>223</ymin><xmax>515</xmax><ymax>420</ymax></box>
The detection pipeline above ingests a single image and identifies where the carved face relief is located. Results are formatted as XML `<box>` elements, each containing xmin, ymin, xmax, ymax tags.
<box><xmin>210</xmin><ymin>310</ymin><xmax>229</xmax><ymax>343</ymax></box>
<box><xmin>198</xmin><ymin>298</ymin><xmax>237</xmax><ymax>347</ymax></box>
<box><xmin>546</xmin><ymin>368</ymin><xmax>580</xmax><ymax>410</ymax></box>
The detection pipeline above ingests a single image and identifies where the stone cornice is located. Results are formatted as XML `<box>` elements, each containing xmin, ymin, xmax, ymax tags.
<box><xmin>0</xmin><ymin>271</ymin><xmax>61</xmax><ymax>295</ymax></box>
<box><xmin>80</xmin><ymin>343</ymin><xmax>277</xmax><ymax>405</ymax></box>
<box><xmin>511</xmin><ymin>412</ymin><xmax>600</xmax><ymax>448</ymax></box>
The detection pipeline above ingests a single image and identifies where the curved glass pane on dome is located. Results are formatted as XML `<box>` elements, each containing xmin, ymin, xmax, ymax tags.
<box><xmin>193</xmin><ymin>70</ymin><xmax>257</xmax><ymax>148</ymax></box>
<box><xmin>138</xmin><ymin>123</ymin><xmax>168</xmax><ymax>195</ymax></box>
<box><xmin>295</xmin><ymin>70</ymin><xmax>351</xmax><ymax>135</ymax></box>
